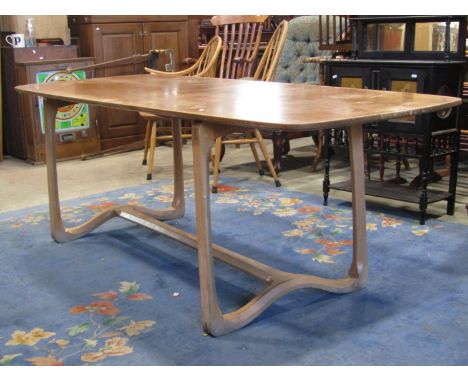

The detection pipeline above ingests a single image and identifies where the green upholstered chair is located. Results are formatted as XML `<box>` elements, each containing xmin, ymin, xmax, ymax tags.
<box><xmin>271</xmin><ymin>16</ymin><xmax>334</xmax><ymax>172</ymax></box>
<box><xmin>274</xmin><ymin>16</ymin><xmax>325</xmax><ymax>84</ymax></box>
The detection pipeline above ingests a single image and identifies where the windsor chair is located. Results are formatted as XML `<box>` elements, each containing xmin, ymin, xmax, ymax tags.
<box><xmin>141</xmin><ymin>35</ymin><xmax>222</xmax><ymax>180</ymax></box>
<box><xmin>210</xmin><ymin>16</ymin><xmax>287</xmax><ymax>192</ymax></box>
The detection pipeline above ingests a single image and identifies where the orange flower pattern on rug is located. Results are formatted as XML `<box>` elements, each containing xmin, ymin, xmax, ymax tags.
<box><xmin>208</xmin><ymin>186</ymin><xmax>425</xmax><ymax>265</ymax></box>
<box><xmin>70</xmin><ymin>300</ymin><xmax>120</xmax><ymax>316</ymax></box>
<box><xmin>2</xmin><ymin>281</ymin><xmax>155</xmax><ymax>366</ymax></box>
<box><xmin>0</xmin><ymin>180</ymin><xmax>439</xmax><ymax>271</ymax></box>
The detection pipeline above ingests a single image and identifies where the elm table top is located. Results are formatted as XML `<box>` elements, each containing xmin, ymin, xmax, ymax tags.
<box><xmin>16</xmin><ymin>74</ymin><xmax>461</xmax><ymax>131</ymax></box>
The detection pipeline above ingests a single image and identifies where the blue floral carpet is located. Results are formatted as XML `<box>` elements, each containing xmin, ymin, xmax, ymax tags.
<box><xmin>0</xmin><ymin>178</ymin><xmax>467</xmax><ymax>365</ymax></box>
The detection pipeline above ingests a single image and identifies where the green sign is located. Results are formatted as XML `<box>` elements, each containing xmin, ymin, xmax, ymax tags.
<box><xmin>37</xmin><ymin>70</ymin><xmax>90</xmax><ymax>133</ymax></box>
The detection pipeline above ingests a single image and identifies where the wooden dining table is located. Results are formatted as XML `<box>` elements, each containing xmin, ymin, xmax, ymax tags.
<box><xmin>16</xmin><ymin>75</ymin><xmax>461</xmax><ymax>336</ymax></box>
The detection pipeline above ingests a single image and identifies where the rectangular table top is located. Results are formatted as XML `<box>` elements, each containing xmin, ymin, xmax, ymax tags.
<box><xmin>16</xmin><ymin>74</ymin><xmax>461</xmax><ymax>131</ymax></box>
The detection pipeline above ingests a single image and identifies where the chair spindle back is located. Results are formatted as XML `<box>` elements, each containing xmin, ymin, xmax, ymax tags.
<box><xmin>211</xmin><ymin>15</ymin><xmax>268</xmax><ymax>79</ymax></box>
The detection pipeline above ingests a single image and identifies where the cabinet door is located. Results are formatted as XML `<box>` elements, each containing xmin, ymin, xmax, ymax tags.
<box><xmin>378</xmin><ymin>67</ymin><xmax>427</xmax><ymax>130</ymax></box>
<box><xmin>92</xmin><ymin>23</ymin><xmax>146</xmax><ymax>146</ymax></box>
<box><xmin>326</xmin><ymin>65</ymin><xmax>372</xmax><ymax>89</ymax></box>
<box><xmin>378</xmin><ymin>67</ymin><xmax>426</xmax><ymax>93</ymax></box>
<box><xmin>143</xmin><ymin>21</ymin><xmax>189</xmax><ymax>72</ymax></box>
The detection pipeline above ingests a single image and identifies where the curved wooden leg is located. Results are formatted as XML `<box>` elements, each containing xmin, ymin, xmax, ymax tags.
<box><xmin>43</xmin><ymin>98</ymin><xmax>185</xmax><ymax>243</ymax></box>
<box><xmin>123</xmin><ymin>118</ymin><xmax>185</xmax><ymax>220</ymax></box>
<box><xmin>146</xmin><ymin>121</ymin><xmax>157</xmax><ymax>181</ymax></box>
<box><xmin>346</xmin><ymin>124</ymin><xmax>368</xmax><ymax>285</ymax></box>
<box><xmin>142</xmin><ymin>120</ymin><xmax>151</xmax><ymax>165</ymax></box>
<box><xmin>192</xmin><ymin>123</ymin><xmax>368</xmax><ymax>337</ymax></box>
<box><xmin>254</xmin><ymin>129</ymin><xmax>281</xmax><ymax>187</ymax></box>
<box><xmin>44</xmin><ymin>98</ymin><xmax>79</xmax><ymax>242</ymax></box>
<box><xmin>192</xmin><ymin>122</ymin><xmax>226</xmax><ymax>334</ymax></box>
<box><xmin>211</xmin><ymin>137</ymin><xmax>222</xmax><ymax>193</ymax></box>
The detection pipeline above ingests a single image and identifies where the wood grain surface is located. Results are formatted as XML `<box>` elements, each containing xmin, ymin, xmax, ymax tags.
<box><xmin>16</xmin><ymin>74</ymin><xmax>461</xmax><ymax>131</ymax></box>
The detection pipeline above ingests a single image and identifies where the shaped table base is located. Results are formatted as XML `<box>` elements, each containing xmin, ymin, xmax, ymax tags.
<box><xmin>44</xmin><ymin>99</ymin><xmax>368</xmax><ymax>337</ymax></box>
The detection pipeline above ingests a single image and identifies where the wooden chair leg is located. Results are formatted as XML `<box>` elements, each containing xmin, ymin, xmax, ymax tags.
<box><xmin>141</xmin><ymin>120</ymin><xmax>151</xmax><ymax>166</ymax></box>
<box><xmin>254</xmin><ymin>129</ymin><xmax>281</xmax><ymax>187</ymax></box>
<box><xmin>249</xmin><ymin>142</ymin><xmax>264</xmax><ymax>175</ymax></box>
<box><xmin>272</xmin><ymin>132</ymin><xmax>286</xmax><ymax>174</ymax></box>
<box><xmin>403</xmin><ymin>157</ymin><xmax>410</xmax><ymax>170</ymax></box>
<box><xmin>364</xmin><ymin>151</ymin><xmax>371</xmax><ymax>180</ymax></box>
<box><xmin>146</xmin><ymin>121</ymin><xmax>157</xmax><ymax>181</ymax></box>
<box><xmin>142</xmin><ymin>120</ymin><xmax>152</xmax><ymax>165</ymax></box>
<box><xmin>379</xmin><ymin>154</ymin><xmax>385</xmax><ymax>181</ymax></box>
<box><xmin>211</xmin><ymin>137</ymin><xmax>223</xmax><ymax>193</ymax></box>
<box><xmin>311</xmin><ymin>130</ymin><xmax>323</xmax><ymax>172</ymax></box>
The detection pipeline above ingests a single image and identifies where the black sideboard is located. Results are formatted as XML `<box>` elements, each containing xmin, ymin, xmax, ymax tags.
<box><xmin>323</xmin><ymin>16</ymin><xmax>467</xmax><ymax>224</ymax></box>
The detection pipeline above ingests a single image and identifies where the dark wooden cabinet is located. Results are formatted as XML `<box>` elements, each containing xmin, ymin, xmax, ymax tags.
<box><xmin>326</xmin><ymin>59</ymin><xmax>464</xmax><ymax>134</ymax></box>
<box><xmin>460</xmin><ymin>24</ymin><xmax>468</xmax><ymax>153</ymax></box>
<box><xmin>1</xmin><ymin>45</ymin><xmax>99</xmax><ymax>163</ymax></box>
<box><xmin>325</xmin><ymin>59</ymin><xmax>464</xmax><ymax>222</ymax></box>
<box><xmin>323</xmin><ymin>16</ymin><xmax>467</xmax><ymax>224</ymax></box>
<box><xmin>69</xmin><ymin>16</ymin><xmax>191</xmax><ymax>150</ymax></box>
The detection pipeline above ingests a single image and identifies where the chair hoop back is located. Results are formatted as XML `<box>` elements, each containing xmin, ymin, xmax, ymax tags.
<box><xmin>253</xmin><ymin>20</ymin><xmax>289</xmax><ymax>82</ymax></box>
<box><xmin>144</xmin><ymin>35</ymin><xmax>222</xmax><ymax>78</ymax></box>
<box><xmin>194</xmin><ymin>35</ymin><xmax>222</xmax><ymax>77</ymax></box>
